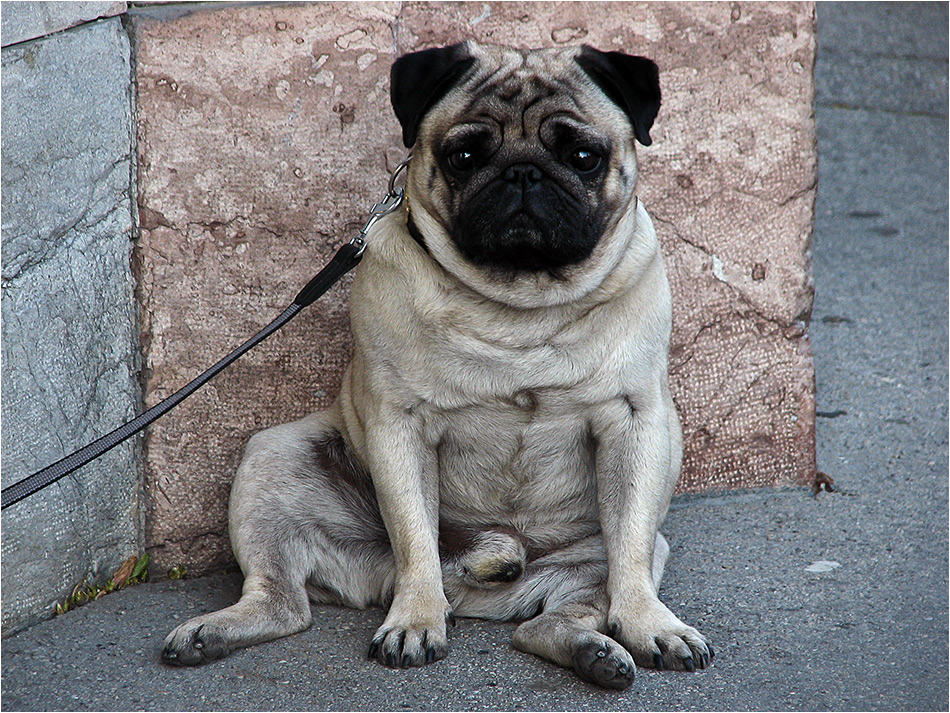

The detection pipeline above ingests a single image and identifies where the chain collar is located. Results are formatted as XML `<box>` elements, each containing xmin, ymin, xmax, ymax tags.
<box><xmin>350</xmin><ymin>156</ymin><xmax>412</xmax><ymax>257</ymax></box>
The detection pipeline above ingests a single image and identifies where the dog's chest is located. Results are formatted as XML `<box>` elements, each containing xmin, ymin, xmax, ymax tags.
<box><xmin>425</xmin><ymin>383</ymin><xmax>600</xmax><ymax>533</ymax></box>
<box><xmin>386</xmin><ymin>269</ymin><xmax>638</xmax><ymax>534</ymax></box>
<box><xmin>406</xmin><ymin>296</ymin><xmax>632</xmax><ymax>532</ymax></box>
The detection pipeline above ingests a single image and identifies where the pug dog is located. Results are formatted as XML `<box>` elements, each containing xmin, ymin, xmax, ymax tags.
<box><xmin>162</xmin><ymin>41</ymin><xmax>712</xmax><ymax>690</ymax></box>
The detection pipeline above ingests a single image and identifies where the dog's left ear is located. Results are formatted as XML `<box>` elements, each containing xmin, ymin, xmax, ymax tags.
<box><xmin>391</xmin><ymin>43</ymin><xmax>476</xmax><ymax>148</ymax></box>
<box><xmin>575</xmin><ymin>46</ymin><xmax>661</xmax><ymax>146</ymax></box>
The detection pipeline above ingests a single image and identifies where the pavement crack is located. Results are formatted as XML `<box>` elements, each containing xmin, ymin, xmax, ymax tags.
<box><xmin>816</xmin><ymin>100</ymin><xmax>948</xmax><ymax>119</ymax></box>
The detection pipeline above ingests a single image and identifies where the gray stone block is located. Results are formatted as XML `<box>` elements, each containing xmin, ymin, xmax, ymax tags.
<box><xmin>1</xmin><ymin>1</ymin><xmax>127</xmax><ymax>47</ymax></box>
<box><xmin>1</xmin><ymin>17</ymin><xmax>140</xmax><ymax>634</ymax></box>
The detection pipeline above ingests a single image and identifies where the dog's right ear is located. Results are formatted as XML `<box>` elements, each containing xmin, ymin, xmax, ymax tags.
<box><xmin>391</xmin><ymin>43</ymin><xmax>476</xmax><ymax>148</ymax></box>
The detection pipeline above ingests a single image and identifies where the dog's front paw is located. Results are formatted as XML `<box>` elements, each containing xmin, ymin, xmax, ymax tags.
<box><xmin>368</xmin><ymin>590</ymin><xmax>451</xmax><ymax>668</ymax></box>
<box><xmin>162</xmin><ymin>619</ymin><xmax>231</xmax><ymax>666</ymax></box>
<box><xmin>608</xmin><ymin>599</ymin><xmax>713</xmax><ymax>672</ymax></box>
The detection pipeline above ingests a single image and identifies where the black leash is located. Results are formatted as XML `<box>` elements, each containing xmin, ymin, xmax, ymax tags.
<box><xmin>1</xmin><ymin>159</ymin><xmax>409</xmax><ymax>511</ymax></box>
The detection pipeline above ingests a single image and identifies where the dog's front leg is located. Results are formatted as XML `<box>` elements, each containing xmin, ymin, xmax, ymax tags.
<box><xmin>591</xmin><ymin>388</ymin><xmax>713</xmax><ymax>672</ymax></box>
<box><xmin>363</xmin><ymin>405</ymin><xmax>451</xmax><ymax>668</ymax></box>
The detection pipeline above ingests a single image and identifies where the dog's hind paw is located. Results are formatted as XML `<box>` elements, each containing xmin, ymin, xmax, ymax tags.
<box><xmin>453</xmin><ymin>529</ymin><xmax>527</xmax><ymax>589</ymax></box>
<box><xmin>162</xmin><ymin>621</ymin><xmax>231</xmax><ymax>666</ymax></box>
<box><xmin>572</xmin><ymin>635</ymin><xmax>636</xmax><ymax>690</ymax></box>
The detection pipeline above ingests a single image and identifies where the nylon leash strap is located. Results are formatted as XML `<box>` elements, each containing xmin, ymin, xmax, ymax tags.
<box><xmin>1</xmin><ymin>158</ymin><xmax>409</xmax><ymax>510</ymax></box>
<box><xmin>1</xmin><ymin>243</ymin><xmax>360</xmax><ymax>511</ymax></box>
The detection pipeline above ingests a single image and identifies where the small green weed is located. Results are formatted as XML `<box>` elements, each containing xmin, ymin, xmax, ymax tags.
<box><xmin>54</xmin><ymin>553</ymin><xmax>150</xmax><ymax>616</ymax></box>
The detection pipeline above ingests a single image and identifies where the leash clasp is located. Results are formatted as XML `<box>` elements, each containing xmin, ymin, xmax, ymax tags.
<box><xmin>351</xmin><ymin>156</ymin><xmax>411</xmax><ymax>257</ymax></box>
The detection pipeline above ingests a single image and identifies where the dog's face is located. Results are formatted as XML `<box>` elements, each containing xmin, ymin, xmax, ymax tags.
<box><xmin>390</xmin><ymin>42</ymin><xmax>661</xmax><ymax>308</ymax></box>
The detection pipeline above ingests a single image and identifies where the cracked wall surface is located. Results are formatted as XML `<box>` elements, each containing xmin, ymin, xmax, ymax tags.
<box><xmin>0</xmin><ymin>0</ymin><xmax>126</xmax><ymax>45</ymax></box>
<box><xmin>134</xmin><ymin>1</ymin><xmax>817</xmax><ymax>574</ymax></box>
<box><xmin>1</xmin><ymin>8</ymin><xmax>140</xmax><ymax>633</ymax></box>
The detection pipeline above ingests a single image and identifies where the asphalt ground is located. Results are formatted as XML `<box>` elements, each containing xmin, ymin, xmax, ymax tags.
<box><xmin>1</xmin><ymin>3</ymin><xmax>947</xmax><ymax>711</ymax></box>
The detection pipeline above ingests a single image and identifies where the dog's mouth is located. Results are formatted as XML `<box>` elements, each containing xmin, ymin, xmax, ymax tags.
<box><xmin>501</xmin><ymin>210</ymin><xmax>546</xmax><ymax>247</ymax></box>
<box><xmin>452</xmin><ymin>175</ymin><xmax>599</xmax><ymax>272</ymax></box>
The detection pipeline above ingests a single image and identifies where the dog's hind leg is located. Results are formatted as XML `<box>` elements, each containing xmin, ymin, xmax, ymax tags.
<box><xmin>162</xmin><ymin>410</ymin><xmax>395</xmax><ymax>666</ymax></box>
<box><xmin>513</xmin><ymin>587</ymin><xmax>637</xmax><ymax>690</ymax></box>
<box><xmin>517</xmin><ymin>534</ymin><xmax>667</xmax><ymax>689</ymax></box>
<box><xmin>453</xmin><ymin>532</ymin><xmax>669</xmax><ymax>689</ymax></box>
<box><xmin>162</xmin><ymin>565</ymin><xmax>312</xmax><ymax>666</ymax></box>
<box><xmin>504</xmin><ymin>549</ymin><xmax>638</xmax><ymax>690</ymax></box>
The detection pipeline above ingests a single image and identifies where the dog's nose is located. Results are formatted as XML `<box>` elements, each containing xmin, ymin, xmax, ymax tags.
<box><xmin>502</xmin><ymin>163</ymin><xmax>543</xmax><ymax>184</ymax></box>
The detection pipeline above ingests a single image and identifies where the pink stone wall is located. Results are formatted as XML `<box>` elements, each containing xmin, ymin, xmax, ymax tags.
<box><xmin>134</xmin><ymin>2</ymin><xmax>816</xmax><ymax>574</ymax></box>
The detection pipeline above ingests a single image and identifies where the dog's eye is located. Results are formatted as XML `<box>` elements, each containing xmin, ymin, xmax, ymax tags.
<box><xmin>448</xmin><ymin>150</ymin><xmax>477</xmax><ymax>172</ymax></box>
<box><xmin>568</xmin><ymin>149</ymin><xmax>601</xmax><ymax>173</ymax></box>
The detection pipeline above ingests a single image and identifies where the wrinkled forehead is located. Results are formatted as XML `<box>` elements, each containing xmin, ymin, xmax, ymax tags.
<box><xmin>449</xmin><ymin>45</ymin><xmax>622</xmax><ymax>137</ymax></box>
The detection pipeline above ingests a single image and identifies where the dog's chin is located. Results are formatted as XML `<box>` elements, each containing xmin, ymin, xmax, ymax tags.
<box><xmin>453</xmin><ymin>213</ymin><xmax>598</xmax><ymax>274</ymax></box>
